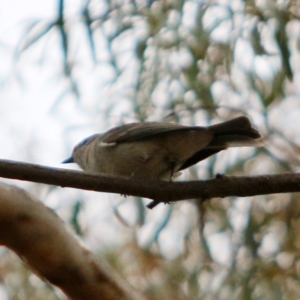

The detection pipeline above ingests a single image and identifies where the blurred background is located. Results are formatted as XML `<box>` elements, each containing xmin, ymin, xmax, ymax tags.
<box><xmin>1</xmin><ymin>0</ymin><xmax>300</xmax><ymax>299</ymax></box>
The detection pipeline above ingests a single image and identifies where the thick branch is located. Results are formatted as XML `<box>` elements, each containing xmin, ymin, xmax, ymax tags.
<box><xmin>0</xmin><ymin>182</ymin><xmax>146</xmax><ymax>300</ymax></box>
<box><xmin>0</xmin><ymin>159</ymin><xmax>299</xmax><ymax>205</ymax></box>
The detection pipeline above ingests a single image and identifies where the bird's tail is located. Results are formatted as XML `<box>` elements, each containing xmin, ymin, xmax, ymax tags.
<box><xmin>178</xmin><ymin>116</ymin><xmax>262</xmax><ymax>171</ymax></box>
<box><xmin>208</xmin><ymin>116</ymin><xmax>262</xmax><ymax>148</ymax></box>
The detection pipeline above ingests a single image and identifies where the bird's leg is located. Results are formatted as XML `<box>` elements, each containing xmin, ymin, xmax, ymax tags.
<box><xmin>146</xmin><ymin>199</ymin><xmax>168</xmax><ymax>209</ymax></box>
<box><xmin>147</xmin><ymin>161</ymin><xmax>178</xmax><ymax>209</ymax></box>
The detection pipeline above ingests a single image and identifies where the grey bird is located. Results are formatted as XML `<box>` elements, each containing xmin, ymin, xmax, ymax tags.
<box><xmin>62</xmin><ymin>116</ymin><xmax>261</xmax><ymax>181</ymax></box>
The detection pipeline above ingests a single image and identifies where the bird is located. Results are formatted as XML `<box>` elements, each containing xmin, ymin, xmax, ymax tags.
<box><xmin>62</xmin><ymin>116</ymin><xmax>262</xmax><ymax>181</ymax></box>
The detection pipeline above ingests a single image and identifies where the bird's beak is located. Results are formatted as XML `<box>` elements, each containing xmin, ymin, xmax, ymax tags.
<box><xmin>62</xmin><ymin>157</ymin><xmax>74</xmax><ymax>164</ymax></box>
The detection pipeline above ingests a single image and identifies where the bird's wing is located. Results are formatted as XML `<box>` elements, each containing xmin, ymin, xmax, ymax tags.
<box><xmin>101</xmin><ymin>122</ymin><xmax>203</xmax><ymax>144</ymax></box>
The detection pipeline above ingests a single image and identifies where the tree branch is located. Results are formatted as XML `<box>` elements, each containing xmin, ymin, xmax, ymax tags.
<box><xmin>0</xmin><ymin>182</ymin><xmax>146</xmax><ymax>300</ymax></box>
<box><xmin>0</xmin><ymin>159</ymin><xmax>299</xmax><ymax>206</ymax></box>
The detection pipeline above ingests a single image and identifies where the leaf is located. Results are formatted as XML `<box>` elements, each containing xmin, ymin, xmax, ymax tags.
<box><xmin>275</xmin><ymin>10</ymin><xmax>293</xmax><ymax>81</ymax></box>
<box><xmin>20</xmin><ymin>21</ymin><xmax>55</xmax><ymax>52</ymax></box>
<box><xmin>82</xmin><ymin>3</ymin><xmax>97</xmax><ymax>63</ymax></box>
<box><xmin>70</xmin><ymin>199</ymin><xmax>84</xmax><ymax>236</ymax></box>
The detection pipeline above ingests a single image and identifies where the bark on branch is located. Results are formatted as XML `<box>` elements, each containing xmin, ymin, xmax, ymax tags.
<box><xmin>0</xmin><ymin>182</ymin><xmax>146</xmax><ymax>300</ymax></box>
<box><xmin>0</xmin><ymin>159</ymin><xmax>299</xmax><ymax>206</ymax></box>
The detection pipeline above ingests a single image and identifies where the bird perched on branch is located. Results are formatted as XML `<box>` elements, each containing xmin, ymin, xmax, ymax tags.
<box><xmin>63</xmin><ymin>116</ymin><xmax>262</xmax><ymax>181</ymax></box>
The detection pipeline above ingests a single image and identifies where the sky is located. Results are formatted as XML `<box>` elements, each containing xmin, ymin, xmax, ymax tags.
<box><xmin>0</xmin><ymin>0</ymin><xmax>63</xmax><ymax>163</ymax></box>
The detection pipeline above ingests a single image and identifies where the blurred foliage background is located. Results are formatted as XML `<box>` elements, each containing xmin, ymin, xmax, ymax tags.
<box><xmin>1</xmin><ymin>0</ymin><xmax>300</xmax><ymax>299</ymax></box>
